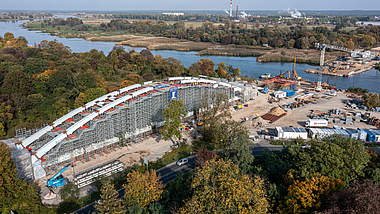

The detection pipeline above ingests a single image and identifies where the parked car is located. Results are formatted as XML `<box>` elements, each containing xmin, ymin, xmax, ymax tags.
<box><xmin>176</xmin><ymin>158</ymin><xmax>188</xmax><ymax>166</ymax></box>
<box><xmin>301</xmin><ymin>144</ymin><xmax>311</xmax><ymax>149</ymax></box>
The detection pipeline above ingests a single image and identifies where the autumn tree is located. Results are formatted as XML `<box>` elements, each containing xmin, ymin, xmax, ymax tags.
<box><xmin>123</xmin><ymin>169</ymin><xmax>164</xmax><ymax>209</ymax></box>
<box><xmin>187</xmin><ymin>58</ymin><xmax>215</xmax><ymax>76</ymax></box>
<box><xmin>124</xmin><ymin>73</ymin><xmax>143</xmax><ymax>84</ymax></box>
<box><xmin>120</xmin><ymin>80</ymin><xmax>135</xmax><ymax>88</ymax></box>
<box><xmin>160</xmin><ymin>99</ymin><xmax>187</xmax><ymax>141</ymax></box>
<box><xmin>179</xmin><ymin>159</ymin><xmax>268</xmax><ymax>213</ymax></box>
<box><xmin>195</xmin><ymin>145</ymin><xmax>216</xmax><ymax>167</ymax></box>
<box><xmin>324</xmin><ymin>179</ymin><xmax>380</xmax><ymax>214</ymax></box>
<box><xmin>94</xmin><ymin>183</ymin><xmax>124</xmax><ymax>214</ymax></box>
<box><xmin>278</xmin><ymin>175</ymin><xmax>344</xmax><ymax>214</ymax></box>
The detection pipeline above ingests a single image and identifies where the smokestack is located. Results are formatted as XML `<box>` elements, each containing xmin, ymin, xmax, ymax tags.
<box><xmin>230</xmin><ymin>0</ymin><xmax>233</xmax><ymax>18</ymax></box>
<box><xmin>236</xmin><ymin>5</ymin><xmax>239</xmax><ymax>18</ymax></box>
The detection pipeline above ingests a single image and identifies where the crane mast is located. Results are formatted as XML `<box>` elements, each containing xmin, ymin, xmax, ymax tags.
<box><xmin>314</xmin><ymin>43</ymin><xmax>352</xmax><ymax>91</ymax></box>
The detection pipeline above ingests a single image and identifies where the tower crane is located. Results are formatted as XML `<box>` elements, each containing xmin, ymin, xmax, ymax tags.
<box><xmin>314</xmin><ymin>43</ymin><xmax>352</xmax><ymax>91</ymax></box>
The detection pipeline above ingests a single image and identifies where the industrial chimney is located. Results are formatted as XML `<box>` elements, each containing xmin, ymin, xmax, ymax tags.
<box><xmin>236</xmin><ymin>5</ymin><xmax>239</xmax><ymax>18</ymax></box>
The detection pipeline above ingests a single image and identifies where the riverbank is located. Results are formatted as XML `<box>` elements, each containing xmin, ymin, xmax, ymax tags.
<box><xmin>304</xmin><ymin>61</ymin><xmax>379</xmax><ymax>77</ymax></box>
<box><xmin>24</xmin><ymin>20</ymin><xmax>344</xmax><ymax>65</ymax></box>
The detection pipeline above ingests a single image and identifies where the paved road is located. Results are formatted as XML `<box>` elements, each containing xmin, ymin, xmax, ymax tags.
<box><xmin>75</xmin><ymin>156</ymin><xmax>197</xmax><ymax>214</ymax></box>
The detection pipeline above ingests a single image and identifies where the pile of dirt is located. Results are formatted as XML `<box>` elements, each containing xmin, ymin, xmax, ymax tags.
<box><xmin>352</xmin><ymin>63</ymin><xmax>362</xmax><ymax>67</ymax></box>
<box><xmin>119</xmin><ymin>150</ymin><xmax>150</xmax><ymax>168</ymax></box>
<box><xmin>269</xmin><ymin>107</ymin><xmax>286</xmax><ymax>116</ymax></box>
<box><xmin>252</xmin><ymin>117</ymin><xmax>268</xmax><ymax>128</ymax></box>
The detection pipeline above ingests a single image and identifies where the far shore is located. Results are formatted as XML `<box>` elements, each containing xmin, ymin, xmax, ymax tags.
<box><xmin>24</xmin><ymin>22</ymin><xmax>374</xmax><ymax>75</ymax></box>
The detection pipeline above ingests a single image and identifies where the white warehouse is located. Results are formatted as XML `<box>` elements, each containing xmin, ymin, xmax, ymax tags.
<box><xmin>275</xmin><ymin>127</ymin><xmax>308</xmax><ymax>139</ymax></box>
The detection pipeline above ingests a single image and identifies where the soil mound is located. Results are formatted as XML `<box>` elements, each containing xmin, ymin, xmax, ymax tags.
<box><xmin>269</xmin><ymin>107</ymin><xmax>286</xmax><ymax>116</ymax></box>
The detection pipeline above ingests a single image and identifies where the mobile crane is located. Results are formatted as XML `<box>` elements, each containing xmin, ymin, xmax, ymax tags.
<box><xmin>315</xmin><ymin>43</ymin><xmax>352</xmax><ymax>91</ymax></box>
<box><xmin>47</xmin><ymin>165</ymin><xmax>69</xmax><ymax>189</ymax></box>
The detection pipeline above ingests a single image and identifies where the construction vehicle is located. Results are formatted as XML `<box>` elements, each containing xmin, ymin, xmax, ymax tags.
<box><xmin>278</xmin><ymin>70</ymin><xmax>290</xmax><ymax>78</ymax></box>
<box><xmin>331</xmin><ymin>65</ymin><xmax>341</xmax><ymax>73</ymax></box>
<box><xmin>197</xmin><ymin>121</ymin><xmax>204</xmax><ymax>126</ymax></box>
<box><xmin>315</xmin><ymin>43</ymin><xmax>352</xmax><ymax>91</ymax></box>
<box><xmin>47</xmin><ymin>165</ymin><xmax>69</xmax><ymax>189</ymax></box>
<box><xmin>291</xmin><ymin>56</ymin><xmax>301</xmax><ymax>80</ymax></box>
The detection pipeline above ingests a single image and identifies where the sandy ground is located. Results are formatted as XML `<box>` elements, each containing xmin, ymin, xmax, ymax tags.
<box><xmin>231</xmin><ymin>90</ymin><xmax>380</xmax><ymax>135</ymax></box>
<box><xmin>40</xmin><ymin>130</ymin><xmax>195</xmax><ymax>205</ymax></box>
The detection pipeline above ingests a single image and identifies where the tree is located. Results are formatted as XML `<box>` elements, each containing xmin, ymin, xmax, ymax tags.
<box><xmin>179</xmin><ymin>159</ymin><xmax>268</xmax><ymax>213</ymax></box>
<box><xmin>278</xmin><ymin>175</ymin><xmax>344</xmax><ymax>214</ymax></box>
<box><xmin>75</xmin><ymin>72</ymin><xmax>97</xmax><ymax>89</ymax></box>
<box><xmin>286</xmin><ymin>135</ymin><xmax>370</xmax><ymax>185</ymax></box>
<box><xmin>160</xmin><ymin>99</ymin><xmax>187</xmax><ymax>141</ymax></box>
<box><xmin>0</xmin><ymin>141</ymin><xmax>47</xmax><ymax>213</ymax></box>
<box><xmin>47</xmin><ymin>66</ymin><xmax>75</xmax><ymax>91</ymax></box>
<box><xmin>2</xmin><ymin>70</ymin><xmax>33</xmax><ymax>97</ymax></box>
<box><xmin>124</xmin><ymin>73</ymin><xmax>143</xmax><ymax>84</ymax></box>
<box><xmin>85</xmin><ymin>87</ymin><xmax>106</xmax><ymax>102</ymax></box>
<box><xmin>59</xmin><ymin>182</ymin><xmax>79</xmax><ymax>202</ymax></box>
<box><xmin>324</xmin><ymin>179</ymin><xmax>380</xmax><ymax>214</ymax></box>
<box><xmin>195</xmin><ymin>145</ymin><xmax>216</xmax><ymax>167</ymax></box>
<box><xmin>123</xmin><ymin>169</ymin><xmax>164</xmax><ymax>209</ymax></box>
<box><xmin>229</xmin><ymin>133</ymin><xmax>255</xmax><ymax>175</ymax></box>
<box><xmin>363</xmin><ymin>92</ymin><xmax>380</xmax><ymax>109</ymax></box>
<box><xmin>74</xmin><ymin>93</ymin><xmax>87</xmax><ymax>108</ymax></box>
<box><xmin>120</xmin><ymin>80</ymin><xmax>135</xmax><ymax>88</ymax></box>
<box><xmin>94</xmin><ymin>183</ymin><xmax>124</xmax><ymax>214</ymax></box>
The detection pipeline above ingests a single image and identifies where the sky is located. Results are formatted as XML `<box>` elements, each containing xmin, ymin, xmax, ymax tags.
<box><xmin>2</xmin><ymin>0</ymin><xmax>380</xmax><ymax>11</ymax></box>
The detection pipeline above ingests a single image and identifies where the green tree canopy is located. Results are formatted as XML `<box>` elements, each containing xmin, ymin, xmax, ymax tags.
<box><xmin>1</xmin><ymin>70</ymin><xmax>33</xmax><ymax>97</ymax></box>
<box><xmin>179</xmin><ymin>159</ymin><xmax>268</xmax><ymax>213</ymax></box>
<box><xmin>160</xmin><ymin>99</ymin><xmax>187</xmax><ymax>141</ymax></box>
<box><xmin>94</xmin><ymin>183</ymin><xmax>124</xmax><ymax>214</ymax></box>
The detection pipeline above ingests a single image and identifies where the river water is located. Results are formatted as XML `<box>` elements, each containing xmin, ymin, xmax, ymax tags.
<box><xmin>1</xmin><ymin>16</ymin><xmax>379</xmax><ymax>93</ymax></box>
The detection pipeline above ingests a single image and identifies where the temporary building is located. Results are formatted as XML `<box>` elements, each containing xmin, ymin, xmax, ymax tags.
<box><xmin>275</xmin><ymin>127</ymin><xmax>308</xmax><ymax>139</ymax></box>
<box><xmin>346</xmin><ymin>129</ymin><xmax>359</xmax><ymax>140</ymax></box>
<box><xmin>274</xmin><ymin>91</ymin><xmax>287</xmax><ymax>98</ymax></box>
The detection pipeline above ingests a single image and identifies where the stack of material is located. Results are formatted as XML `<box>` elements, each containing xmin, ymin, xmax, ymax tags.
<box><xmin>261</xmin><ymin>107</ymin><xmax>287</xmax><ymax>124</ymax></box>
<box><xmin>12</xmin><ymin>147</ymin><xmax>34</xmax><ymax>181</ymax></box>
<box><xmin>252</xmin><ymin>117</ymin><xmax>268</xmax><ymax>129</ymax></box>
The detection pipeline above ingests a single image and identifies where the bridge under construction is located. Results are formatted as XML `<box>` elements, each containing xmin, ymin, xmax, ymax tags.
<box><xmin>14</xmin><ymin>77</ymin><xmax>256</xmax><ymax>179</ymax></box>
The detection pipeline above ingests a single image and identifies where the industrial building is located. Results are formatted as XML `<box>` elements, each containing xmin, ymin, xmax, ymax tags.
<box><xmin>13</xmin><ymin>77</ymin><xmax>252</xmax><ymax>180</ymax></box>
<box><xmin>275</xmin><ymin>127</ymin><xmax>308</xmax><ymax>139</ymax></box>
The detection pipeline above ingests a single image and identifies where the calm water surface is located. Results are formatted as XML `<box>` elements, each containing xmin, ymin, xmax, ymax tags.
<box><xmin>1</xmin><ymin>16</ymin><xmax>379</xmax><ymax>93</ymax></box>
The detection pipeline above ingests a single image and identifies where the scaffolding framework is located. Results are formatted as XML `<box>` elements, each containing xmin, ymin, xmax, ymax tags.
<box><xmin>15</xmin><ymin>78</ymin><xmax>244</xmax><ymax>174</ymax></box>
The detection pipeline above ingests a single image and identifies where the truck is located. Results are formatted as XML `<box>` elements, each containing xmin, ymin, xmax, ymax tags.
<box><xmin>47</xmin><ymin>165</ymin><xmax>68</xmax><ymax>189</ymax></box>
<box><xmin>305</xmin><ymin>119</ymin><xmax>328</xmax><ymax>128</ymax></box>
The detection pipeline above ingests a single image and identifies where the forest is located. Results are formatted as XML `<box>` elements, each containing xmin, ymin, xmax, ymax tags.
<box><xmin>34</xmin><ymin>16</ymin><xmax>380</xmax><ymax>50</ymax></box>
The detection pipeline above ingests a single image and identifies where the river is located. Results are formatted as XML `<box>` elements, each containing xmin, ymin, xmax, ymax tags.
<box><xmin>1</xmin><ymin>16</ymin><xmax>379</xmax><ymax>93</ymax></box>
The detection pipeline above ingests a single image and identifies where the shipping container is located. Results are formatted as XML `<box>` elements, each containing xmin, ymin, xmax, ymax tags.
<box><xmin>281</xmin><ymin>89</ymin><xmax>295</xmax><ymax>97</ymax></box>
<box><xmin>305</xmin><ymin>119</ymin><xmax>328</xmax><ymax>127</ymax></box>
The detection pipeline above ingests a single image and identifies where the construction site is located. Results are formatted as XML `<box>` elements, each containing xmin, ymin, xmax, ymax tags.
<box><xmin>9</xmin><ymin>77</ymin><xmax>256</xmax><ymax>186</ymax></box>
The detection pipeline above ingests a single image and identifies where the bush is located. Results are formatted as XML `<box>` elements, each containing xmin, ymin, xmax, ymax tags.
<box><xmin>281</xmin><ymin>51</ymin><xmax>286</xmax><ymax>55</ymax></box>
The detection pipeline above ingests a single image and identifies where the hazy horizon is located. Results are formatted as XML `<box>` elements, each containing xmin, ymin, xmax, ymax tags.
<box><xmin>2</xmin><ymin>0</ymin><xmax>380</xmax><ymax>11</ymax></box>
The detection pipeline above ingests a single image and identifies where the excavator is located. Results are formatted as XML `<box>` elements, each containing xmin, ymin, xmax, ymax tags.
<box><xmin>278</xmin><ymin>70</ymin><xmax>291</xmax><ymax>78</ymax></box>
<box><xmin>278</xmin><ymin>56</ymin><xmax>301</xmax><ymax>80</ymax></box>
<box><xmin>331</xmin><ymin>65</ymin><xmax>341</xmax><ymax>73</ymax></box>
